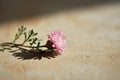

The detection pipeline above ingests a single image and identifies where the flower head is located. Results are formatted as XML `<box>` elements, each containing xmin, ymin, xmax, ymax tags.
<box><xmin>48</xmin><ymin>30</ymin><xmax>66</xmax><ymax>53</ymax></box>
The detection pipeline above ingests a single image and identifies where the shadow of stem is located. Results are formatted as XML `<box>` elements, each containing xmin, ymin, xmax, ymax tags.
<box><xmin>0</xmin><ymin>42</ymin><xmax>60</xmax><ymax>60</ymax></box>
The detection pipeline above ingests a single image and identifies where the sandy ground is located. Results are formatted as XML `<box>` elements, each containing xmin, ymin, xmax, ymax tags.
<box><xmin>0</xmin><ymin>1</ymin><xmax>120</xmax><ymax>80</ymax></box>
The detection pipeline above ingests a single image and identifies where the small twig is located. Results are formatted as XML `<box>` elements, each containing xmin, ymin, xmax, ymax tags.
<box><xmin>12</xmin><ymin>26</ymin><xmax>26</xmax><ymax>44</ymax></box>
<box><xmin>0</xmin><ymin>42</ymin><xmax>46</xmax><ymax>50</ymax></box>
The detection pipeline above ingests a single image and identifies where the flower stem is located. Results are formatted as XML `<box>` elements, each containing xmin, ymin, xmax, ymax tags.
<box><xmin>1</xmin><ymin>42</ymin><xmax>46</xmax><ymax>49</ymax></box>
<box><xmin>20</xmin><ymin>45</ymin><xmax>46</xmax><ymax>48</ymax></box>
<box><xmin>22</xmin><ymin>35</ymin><xmax>30</xmax><ymax>45</ymax></box>
<box><xmin>12</xmin><ymin>32</ymin><xmax>22</xmax><ymax>44</ymax></box>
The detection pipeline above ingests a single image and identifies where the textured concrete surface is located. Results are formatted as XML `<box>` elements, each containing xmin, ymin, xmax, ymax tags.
<box><xmin>0</xmin><ymin>1</ymin><xmax>120</xmax><ymax>80</ymax></box>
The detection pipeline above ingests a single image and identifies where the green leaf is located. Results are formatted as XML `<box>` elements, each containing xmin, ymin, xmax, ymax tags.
<box><xmin>34</xmin><ymin>37</ymin><xmax>38</xmax><ymax>41</ymax></box>
<box><xmin>34</xmin><ymin>33</ymin><xmax>38</xmax><ymax>36</ymax></box>
<box><xmin>24</xmin><ymin>32</ymin><xmax>27</xmax><ymax>39</ymax></box>
<box><xmin>29</xmin><ymin>43</ymin><xmax>33</xmax><ymax>46</ymax></box>
<box><xmin>28</xmin><ymin>39</ymin><xmax>32</xmax><ymax>41</ymax></box>
<box><xmin>20</xmin><ymin>26</ymin><xmax>24</xmax><ymax>31</ymax></box>
<box><xmin>15</xmin><ymin>33</ymin><xmax>18</xmax><ymax>37</ymax></box>
<box><xmin>37</xmin><ymin>42</ymin><xmax>40</xmax><ymax>47</ymax></box>
<box><xmin>18</xmin><ymin>28</ymin><xmax>21</xmax><ymax>32</ymax></box>
<box><xmin>23</xmin><ymin>27</ymin><xmax>26</xmax><ymax>31</ymax></box>
<box><xmin>31</xmin><ymin>29</ymin><xmax>34</xmax><ymax>34</ymax></box>
<box><xmin>21</xmin><ymin>25</ymin><xmax>24</xmax><ymax>29</ymax></box>
<box><xmin>28</xmin><ymin>30</ymin><xmax>31</xmax><ymax>35</ymax></box>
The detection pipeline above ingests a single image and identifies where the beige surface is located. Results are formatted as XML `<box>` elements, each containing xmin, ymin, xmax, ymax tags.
<box><xmin>0</xmin><ymin>2</ymin><xmax>120</xmax><ymax>80</ymax></box>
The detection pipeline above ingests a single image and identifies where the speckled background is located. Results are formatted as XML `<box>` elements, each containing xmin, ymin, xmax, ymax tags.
<box><xmin>0</xmin><ymin>0</ymin><xmax>120</xmax><ymax>80</ymax></box>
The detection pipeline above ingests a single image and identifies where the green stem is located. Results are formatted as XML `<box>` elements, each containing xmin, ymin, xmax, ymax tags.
<box><xmin>22</xmin><ymin>34</ymin><xmax>31</xmax><ymax>45</ymax></box>
<box><xmin>22</xmin><ymin>39</ymin><xmax>27</xmax><ymax>45</ymax></box>
<box><xmin>12</xmin><ymin>32</ymin><xmax>23</xmax><ymax>44</ymax></box>
<box><xmin>14</xmin><ymin>43</ymin><xmax>46</xmax><ymax>48</ymax></box>
<box><xmin>20</xmin><ymin>45</ymin><xmax>46</xmax><ymax>48</ymax></box>
<box><xmin>1</xmin><ymin>42</ymin><xmax>46</xmax><ymax>50</ymax></box>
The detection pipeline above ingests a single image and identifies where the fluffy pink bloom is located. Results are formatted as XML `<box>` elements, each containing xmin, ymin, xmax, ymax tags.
<box><xmin>48</xmin><ymin>30</ymin><xmax>66</xmax><ymax>53</ymax></box>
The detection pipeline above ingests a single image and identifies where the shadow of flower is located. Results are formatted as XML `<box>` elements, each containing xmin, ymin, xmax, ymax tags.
<box><xmin>0</xmin><ymin>42</ymin><xmax>60</xmax><ymax>60</ymax></box>
<box><xmin>12</xmin><ymin>49</ymin><xmax>60</xmax><ymax>60</ymax></box>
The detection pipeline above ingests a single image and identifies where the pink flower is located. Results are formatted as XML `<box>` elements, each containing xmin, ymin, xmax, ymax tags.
<box><xmin>48</xmin><ymin>30</ymin><xmax>66</xmax><ymax>53</ymax></box>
